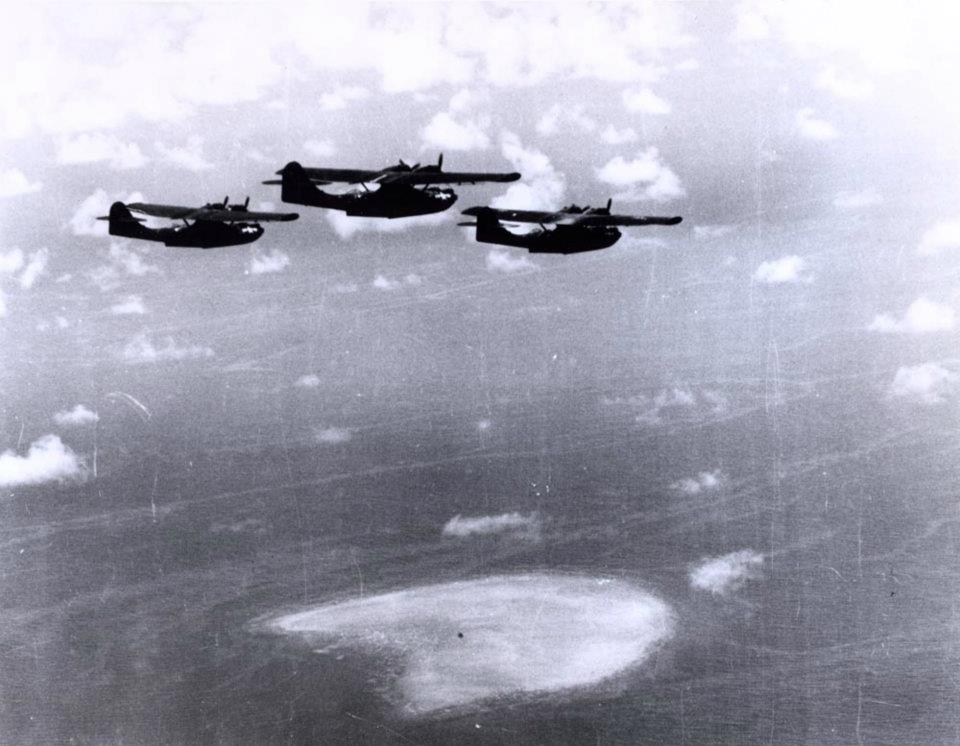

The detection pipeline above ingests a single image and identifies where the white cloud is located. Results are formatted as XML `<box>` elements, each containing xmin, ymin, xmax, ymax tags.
<box><xmin>732</xmin><ymin>8</ymin><xmax>770</xmax><ymax>42</ymax></box>
<box><xmin>486</xmin><ymin>249</ymin><xmax>538</xmax><ymax>274</ymax></box>
<box><xmin>18</xmin><ymin>249</ymin><xmax>47</xmax><ymax>289</ymax></box>
<box><xmin>442</xmin><ymin>512</ymin><xmax>541</xmax><ymax>539</ymax></box>
<box><xmin>833</xmin><ymin>188</ymin><xmax>882</xmax><ymax>209</ymax></box>
<box><xmin>693</xmin><ymin>224</ymin><xmax>736</xmax><ymax>239</ymax></box>
<box><xmin>372</xmin><ymin>274</ymin><xmax>401</xmax><ymax>291</ymax></box>
<box><xmin>121</xmin><ymin>334</ymin><xmax>213</xmax><ymax>364</ymax></box>
<box><xmin>622</xmin><ymin>87</ymin><xmax>671</xmax><ymax>114</ymax></box>
<box><xmin>295</xmin><ymin>374</ymin><xmax>320</xmax><ymax>388</ymax></box>
<box><xmin>672</xmin><ymin>470</ymin><xmax>724</xmax><ymax>495</ymax></box>
<box><xmin>0</xmin><ymin>247</ymin><xmax>48</xmax><ymax>289</ymax></box>
<box><xmin>0</xmin><ymin>168</ymin><xmax>42</xmax><ymax>198</ymax></box>
<box><xmin>247</xmin><ymin>249</ymin><xmax>290</xmax><ymax>275</ymax></box>
<box><xmin>918</xmin><ymin>221</ymin><xmax>960</xmax><ymax>256</ymax></box>
<box><xmin>330</xmin><ymin>282</ymin><xmax>359</xmax><ymax>294</ymax></box>
<box><xmin>304</xmin><ymin>139</ymin><xmax>336</xmax><ymax>158</ymax></box>
<box><xmin>421</xmin><ymin>111</ymin><xmax>490</xmax><ymax>150</ymax></box>
<box><xmin>89</xmin><ymin>242</ymin><xmax>160</xmax><ymax>291</ymax></box>
<box><xmin>491</xmin><ymin>131</ymin><xmax>565</xmax><ymax>211</ymax></box>
<box><xmin>269</xmin><ymin>573</ymin><xmax>674</xmax><ymax>715</ymax></box>
<box><xmin>313</xmin><ymin>426</ymin><xmax>352</xmax><ymax>444</ymax></box>
<box><xmin>319</xmin><ymin>85</ymin><xmax>370</xmax><ymax>111</ymax></box>
<box><xmin>69</xmin><ymin>189</ymin><xmax>145</xmax><ymax>237</ymax></box>
<box><xmin>0</xmin><ymin>249</ymin><xmax>24</xmax><ymax>275</ymax></box>
<box><xmin>815</xmin><ymin>67</ymin><xmax>874</xmax><ymax>100</ymax></box>
<box><xmin>535</xmin><ymin>104</ymin><xmax>597</xmax><ymax>136</ymax></box>
<box><xmin>868</xmin><ymin>297</ymin><xmax>954</xmax><ymax>334</ymax></box>
<box><xmin>752</xmin><ymin>255</ymin><xmax>811</xmax><ymax>284</ymax></box>
<box><xmin>796</xmin><ymin>108</ymin><xmax>839</xmax><ymax>141</ymax></box>
<box><xmin>595</xmin><ymin>147</ymin><xmax>684</xmax><ymax>202</ymax></box>
<box><xmin>110</xmin><ymin>294</ymin><xmax>146</xmax><ymax>315</ymax></box>
<box><xmin>56</xmin><ymin>132</ymin><xmax>148</xmax><ymax>169</ymax></box>
<box><xmin>54</xmin><ymin>404</ymin><xmax>99</xmax><ymax>427</ymax></box>
<box><xmin>0</xmin><ymin>434</ymin><xmax>87</xmax><ymax>487</ymax></box>
<box><xmin>600</xmin><ymin>124</ymin><xmax>639</xmax><ymax>145</ymax></box>
<box><xmin>155</xmin><ymin>135</ymin><xmax>213</xmax><ymax>171</ymax></box>
<box><xmin>888</xmin><ymin>362</ymin><xmax>958</xmax><ymax>405</ymax></box>
<box><xmin>690</xmin><ymin>549</ymin><xmax>764</xmax><ymax>595</ymax></box>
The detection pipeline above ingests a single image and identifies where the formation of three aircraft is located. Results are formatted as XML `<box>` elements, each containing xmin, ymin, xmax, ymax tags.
<box><xmin>99</xmin><ymin>155</ymin><xmax>682</xmax><ymax>255</ymax></box>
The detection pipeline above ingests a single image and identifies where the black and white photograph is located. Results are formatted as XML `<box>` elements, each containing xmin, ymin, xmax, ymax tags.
<box><xmin>1</xmin><ymin>2</ymin><xmax>959</xmax><ymax>743</ymax></box>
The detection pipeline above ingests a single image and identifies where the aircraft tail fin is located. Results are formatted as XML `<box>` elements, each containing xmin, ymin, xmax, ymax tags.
<box><xmin>98</xmin><ymin>202</ymin><xmax>152</xmax><ymax>239</ymax></box>
<box><xmin>274</xmin><ymin>161</ymin><xmax>336</xmax><ymax>208</ymax></box>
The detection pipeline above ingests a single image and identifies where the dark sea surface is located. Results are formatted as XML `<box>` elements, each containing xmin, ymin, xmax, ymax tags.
<box><xmin>2</xmin><ymin>211</ymin><xmax>959</xmax><ymax>744</ymax></box>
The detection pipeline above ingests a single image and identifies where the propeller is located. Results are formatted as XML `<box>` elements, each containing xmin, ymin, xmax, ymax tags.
<box><xmin>606</xmin><ymin>197</ymin><xmax>612</xmax><ymax>213</ymax></box>
<box><xmin>244</xmin><ymin>196</ymin><xmax>250</xmax><ymax>209</ymax></box>
<box><xmin>223</xmin><ymin>196</ymin><xmax>229</xmax><ymax>208</ymax></box>
<box><xmin>438</xmin><ymin>153</ymin><xmax>444</xmax><ymax>170</ymax></box>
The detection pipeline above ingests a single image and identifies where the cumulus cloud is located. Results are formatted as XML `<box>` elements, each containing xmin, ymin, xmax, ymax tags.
<box><xmin>833</xmin><ymin>188</ymin><xmax>882</xmax><ymax>209</ymax></box>
<box><xmin>17</xmin><ymin>249</ymin><xmax>47</xmax><ymax>289</ymax></box>
<box><xmin>247</xmin><ymin>249</ymin><xmax>290</xmax><ymax>275</ymax></box>
<box><xmin>304</xmin><ymin>139</ymin><xmax>336</xmax><ymax>158</ymax></box>
<box><xmin>1</xmin><ymin>247</ymin><xmax>47</xmax><ymax>289</ymax></box>
<box><xmin>110</xmin><ymin>294</ymin><xmax>146</xmax><ymax>315</ymax></box>
<box><xmin>0</xmin><ymin>290</ymin><xmax>6</xmax><ymax>318</ymax></box>
<box><xmin>868</xmin><ymin>297</ymin><xmax>954</xmax><ymax>334</ymax></box>
<box><xmin>603</xmin><ymin>386</ymin><xmax>729</xmax><ymax>425</ymax></box>
<box><xmin>319</xmin><ymin>85</ymin><xmax>370</xmax><ymax>111</ymax></box>
<box><xmin>752</xmin><ymin>255</ymin><xmax>811</xmax><ymax>284</ymax></box>
<box><xmin>491</xmin><ymin>131</ymin><xmax>565</xmax><ymax>211</ymax></box>
<box><xmin>372</xmin><ymin>274</ymin><xmax>401</xmax><ymax>291</ymax></box>
<box><xmin>815</xmin><ymin>67</ymin><xmax>873</xmax><ymax>100</ymax></box>
<box><xmin>535</xmin><ymin>104</ymin><xmax>597</xmax><ymax>136</ymax></box>
<box><xmin>672</xmin><ymin>470</ymin><xmax>724</xmax><ymax>495</ymax></box>
<box><xmin>69</xmin><ymin>189</ymin><xmax>145</xmax><ymax>236</ymax></box>
<box><xmin>56</xmin><ymin>132</ymin><xmax>148</xmax><ymax>169</ymax></box>
<box><xmin>269</xmin><ymin>574</ymin><xmax>674</xmax><ymax>715</ymax></box>
<box><xmin>295</xmin><ymin>374</ymin><xmax>320</xmax><ymax>388</ymax></box>
<box><xmin>155</xmin><ymin>135</ymin><xmax>213</xmax><ymax>171</ymax></box>
<box><xmin>693</xmin><ymin>224</ymin><xmax>736</xmax><ymax>239</ymax></box>
<box><xmin>622</xmin><ymin>87</ymin><xmax>671</xmax><ymax>114</ymax></box>
<box><xmin>421</xmin><ymin>111</ymin><xmax>490</xmax><ymax>150</ymax></box>
<box><xmin>486</xmin><ymin>249</ymin><xmax>538</xmax><ymax>274</ymax></box>
<box><xmin>121</xmin><ymin>334</ymin><xmax>213</xmax><ymax>364</ymax></box>
<box><xmin>0</xmin><ymin>435</ymin><xmax>87</xmax><ymax>487</ymax></box>
<box><xmin>690</xmin><ymin>549</ymin><xmax>764</xmax><ymax>595</ymax></box>
<box><xmin>600</xmin><ymin>124</ymin><xmax>639</xmax><ymax>145</ymax></box>
<box><xmin>888</xmin><ymin>362</ymin><xmax>958</xmax><ymax>405</ymax></box>
<box><xmin>313</xmin><ymin>426</ymin><xmax>352</xmax><ymax>444</ymax></box>
<box><xmin>0</xmin><ymin>168</ymin><xmax>42</xmax><ymax>197</ymax></box>
<box><xmin>918</xmin><ymin>221</ymin><xmax>960</xmax><ymax>256</ymax></box>
<box><xmin>442</xmin><ymin>512</ymin><xmax>541</xmax><ymax>539</ymax></box>
<box><xmin>89</xmin><ymin>242</ymin><xmax>160</xmax><ymax>291</ymax></box>
<box><xmin>595</xmin><ymin>147</ymin><xmax>684</xmax><ymax>202</ymax></box>
<box><xmin>796</xmin><ymin>108</ymin><xmax>839</xmax><ymax>140</ymax></box>
<box><xmin>53</xmin><ymin>404</ymin><xmax>99</xmax><ymax>427</ymax></box>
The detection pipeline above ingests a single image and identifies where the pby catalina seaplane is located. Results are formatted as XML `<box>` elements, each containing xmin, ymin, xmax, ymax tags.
<box><xmin>264</xmin><ymin>155</ymin><xmax>521</xmax><ymax>219</ymax></box>
<box><xmin>459</xmin><ymin>200</ymin><xmax>682</xmax><ymax>254</ymax></box>
<box><xmin>98</xmin><ymin>197</ymin><xmax>299</xmax><ymax>248</ymax></box>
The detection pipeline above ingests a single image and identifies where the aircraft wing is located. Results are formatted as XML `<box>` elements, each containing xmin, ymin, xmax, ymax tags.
<box><xmin>295</xmin><ymin>167</ymin><xmax>383</xmax><ymax>184</ymax></box>
<box><xmin>190</xmin><ymin>209</ymin><xmax>299</xmax><ymax>223</ymax></box>
<box><xmin>126</xmin><ymin>203</ymin><xmax>202</xmax><ymax>219</ymax></box>
<box><xmin>460</xmin><ymin>206</ymin><xmax>564</xmax><ymax>224</ymax></box>
<box><xmin>378</xmin><ymin>170</ymin><xmax>521</xmax><ymax>186</ymax></box>
<box><xmin>560</xmin><ymin>214</ymin><xmax>683</xmax><ymax>227</ymax></box>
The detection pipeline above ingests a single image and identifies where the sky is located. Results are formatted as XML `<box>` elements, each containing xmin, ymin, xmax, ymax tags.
<box><xmin>2</xmin><ymin>0</ymin><xmax>960</xmax><ymax>541</ymax></box>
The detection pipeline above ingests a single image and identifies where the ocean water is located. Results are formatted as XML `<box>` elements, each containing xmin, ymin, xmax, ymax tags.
<box><xmin>2</xmin><ymin>214</ymin><xmax>959</xmax><ymax>744</ymax></box>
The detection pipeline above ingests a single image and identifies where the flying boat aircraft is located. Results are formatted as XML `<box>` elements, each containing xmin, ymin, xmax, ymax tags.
<box><xmin>264</xmin><ymin>155</ymin><xmax>520</xmax><ymax>219</ymax></box>
<box><xmin>459</xmin><ymin>200</ymin><xmax>682</xmax><ymax>254</ymax></box>
<box><xmin>98</xmin><ymin>197</ymin><xmax>299</xmax><ymax>248</ymax></box>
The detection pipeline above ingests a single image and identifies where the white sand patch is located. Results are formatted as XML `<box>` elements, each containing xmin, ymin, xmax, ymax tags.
<box><xmin>269</xmin><ymin>573</ymin><xmax>673</xmax><ymax>715</ymax></box>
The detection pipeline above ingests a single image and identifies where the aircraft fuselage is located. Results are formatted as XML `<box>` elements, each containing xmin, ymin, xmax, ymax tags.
<box><xmin>475</xmin><ymin>217</ymin><xmax>622</xmax><ymax>254</ymax></box>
